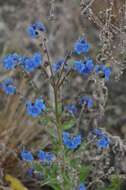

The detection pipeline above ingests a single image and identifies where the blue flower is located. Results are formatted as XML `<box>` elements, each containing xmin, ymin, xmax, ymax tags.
<box><xmin>53</xmin><ymin>58</ymin><xmax>64</xmax><ymax>73</ymax></box>
<box><xmin>78</xmin><ymin>96</ymin><xmax>93</xmax><ymax>109</ymax></box>
<box><xmin>74</xmin><ymin>58</ymin><xmax>94</xmax><ymax>75</ymax></box>
<box><xmin>26</xmin><ymin>98</ymin><xmax>46</xmax><ymax>117</ymax></box>
<box><xmin>72</xmin><ymin>135</ymin><xmax>82</xmax><ymax>149</ymax></box>
<box><xmin>2</xmin><ymin>79</ymin><xmax>16</xmax><ymax>95</ymax></box>
<box><xmin>74</xmin><ymin>37</ymin><xmax>90</xmax><ymax>55</ymax></box>
<box><xmin>24</xmin><ymin>58</ymin><xmax>36</xmax><ymax>72</ymax></box>
<box><xmin>27</xmin><ymin>26</ymin><xmax>36</xmax><ymax>38</ymax></box>
<box><xmin>28</xmin><ymin>168</ymin><xmax>33</xmax><ymax>177</ymax></box>
<box><xmin>2</xmin><ymin>53</ymin><xmax>20</xmax><ymax>70</ymax></box>
<box><xmin>77</xmin><ymin>183</ymin><xmax>86</xmax><ymax>190</ymax></box>
<box><xmin>85</xmin><ymin>57</ymin><xmax>94</xmax><ymax>74</ymax></box>
<box><xmin>33</xmin><ymin>52</ymin><xmax>42</xmax><ymax>67</ymax></box>
<box><xmin>79</xmin><ymin>183</ymin><xmax>86</xmax><ymax>190</ymax></box>
<box><xmin>34</xmin><ymin>21</ymin><xmax>46</xmax><ymax>32</ymax></box>
<box><xmin>97</xmin><ymin>135</ymin><xmax>110</xmax><ymax>149</ymax></box>
<box><xmin>38</xmin><ymin>150</ymin><xmax>54</xmax><ymax>164</ymax></box>
<box><xmin>22</xmin><ymin>53</ymin><xmax>42</xmax><ymax>73</ymax></box>
<box><xmin>64</xmin><ymin>104</ymin><xmax>78</xmax><ymax>115</ymax></box>
<box><xmin>104</xmin><ymin>68</ymin><xmax>111</xmax><ymax>80</ymax></box>
<box><xmin>28</xmin><ymin>21</ymin><xmax>46</xmax><ymax>38</ymax></box>
<box><xmin>74</xmin><ymin>60</ymin><xmax>86</xmax><ymax>75</ymax></box>
<box><xmin>91</xmin><ymin>128</ymin><xmax>102</xmax><ymax>137</ymax></box>
<box><xmin>21</xmin><ymin>147</ymin><xmax>34</xmax><ymax>161</ymax></box>
<box><xmin>62</xmin><ymin>132</ymin><xmax>82</xmax><ymax>149</ymax></box>
<box><xmin>95</xmin><ymin>64</ymin><xmax>111</xmax><ymax>80</ymax></box>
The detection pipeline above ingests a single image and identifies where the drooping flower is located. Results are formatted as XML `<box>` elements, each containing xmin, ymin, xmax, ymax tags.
<box><xmin>95</xmin><ymin>64</ymin><xmax>111</xmax><ymax>80</ymax></box>
<box><xmin>2</xmin><ymin>79</ymin><xmax>16</xmax><ymax>95</ymax></box>
<box><xmin>64</xmin><ymin>104</ymin><xmax>78</xmax><ymax>115</ymax></box>
<box><xmin>21</xmin><ymin>147</ymin><xmax>34</xmax><ymax>161</ymax></box>
<box><xmin>78</xmin><ymin>96</ymin><xmax>93</xmax><ymax>109</ymax></box>
<box><xmin>38</xmin><ymin>150</ymin><xmax>54</xmax><ymax>164</ymax></box>
<box><xmin>62</xmin><ymin>132</ymin><xmax>82</xmax><ymax>149</ymax></box>
<box><xmin>2</xmin><ymin>53</ymin><xmax>21</xmax><ymax>70</ymax></box>
<box><xmin>74</xmin><ymin>37</ymin><xmax>90</xmax><ymax>55</ymax></box>
<box><xmin>26</xmin><ymin>98</ymin><xmax>46</xmax><ymax>117</ymax></box>
<box><xmin>28</xmin><ymin>21</ymin><xmax>46</xmax><ymax>38</ymax></box>
<box><xmin>97</xmin><ymin>135</ymin><xmax>110</xmax><ymax>149</ymax></box>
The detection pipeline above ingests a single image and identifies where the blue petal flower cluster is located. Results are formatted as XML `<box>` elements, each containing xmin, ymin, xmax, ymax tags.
<box><xmin>78</xmin><ymin>96</ymin><xmax>93</xmax><ymax>109</ymax></box>
<box><xmin>64</xmin><ymin>104</ymin><xmax>78</xmax><ymax>115</ymax></box>
<box><xmin>74</xmin><ymin>37</ymin><xmax>90</xmax><ymax>55</ymax></box>
<box><xmin>53</xmin><ymin>58</ymin><xmax>64</xmax><ymax>73</ymax></box>
<box><xmin>53</xmin><ymin>57</ymin><xmax>70</xmax><ymax>74</ymax></box>
<box><xmin>76</xmin><ymin>183</ymin><xmax>86</xmax><ymax>190</ymax></box>
<box><xmin>28</xmin><ymin>21</ymin><xmax>46</xmax><ymax>38</ymax></box>
<box><xmin>91</xmin><ymin>129</ymin><xmax>110</xmax><ymax>149</ymax></box>
<box><xmin>62</xmin><ymin>132</ymin><xmax>81</xmax><ymax>149</ymax></box>
<box><xmin>38</xmin><ymin>150</ymin><xmax>54</xmax><ymax>164</ymax></box>
<box><xmin>95</xmin><ymin>64</ymin><xmax>111</xmax><ymax>80</ymax></box>
<box><xmin>2</xmin><ymin>79</ymin><xmax>16</xmax><ymax>95</ymax></box>
<box><xmin>2</xmin><ymin>53</ymin><xmax>20</xmax><ymax>70</ymax></box>
<box><xmin>21</xmin><ymin>147</ymin><xmax>34</xmax><ymax>161</ymax></box>
<box><xmin>74</xmin><ymin>57</ymin><xmax>94</xmax><ymax>75</ymax></box>
<box><xmin>97</xmin><ymin>135</ymin><xmax>110</xmax><ymax>149</ymax></box>
<box><xmin>26</xmin><ymin>98</ymin><xmax>46</xmax><ymax>117</ymax></box>
<box><xmin>22</xmin><ymin>53</ymin><xmax>42</xmax><ymax>73</ymax></box>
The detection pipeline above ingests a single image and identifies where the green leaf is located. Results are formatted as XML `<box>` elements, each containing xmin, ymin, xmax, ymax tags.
<box><xmin>79</xmin><ymin>166</ymin><xmax>90</xmax><ymax>183</ymax></box>
<box><xmin>46</xmin><ymin>128</ymin><xmax>59</xmax><ymax>140</ymax></box>
<box><xmin>48</xmin><ymin>181</ymin><xmax>61</xmax><ymax>190</ymax></box>
<box><xmin>105</xmin><ymin>177</ymin><xmax>121</xmax><ymax>190</ymax></box>
<box><xmin>41</xmin><ymin>113</ymin><xmax>54</xmax><ymax>125</ymax></box>
<box><xmin>33</xmin><ymin>163</ymin><xmax>46</xmax><ymax>176</ymax></box>
<box><xmin>70</xmin><ymin>158</ymin><xmax>78</xmax><ymax>168</ymax></box>
<box><xmin>63</xmin><ymin>174</ymin><xmax>71</xmax><ymax>189</ymax></box>
<box><xmin>40</xmin><ymin>141</ymin><xmax>52</xmax><ymax>149</ymax></box>
<box><xmin>62</xmin><ymin>118</ymin><xmax>76</xmax><ymax>130</ymax></box>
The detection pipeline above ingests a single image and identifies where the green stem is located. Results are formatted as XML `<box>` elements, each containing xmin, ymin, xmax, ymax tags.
<box><xmin>53</xmin><ymin>86</ymin><xmax>63</xmax><ymax>146</ymax></box>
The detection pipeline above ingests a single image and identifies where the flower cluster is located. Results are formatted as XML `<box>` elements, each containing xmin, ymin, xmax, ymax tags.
<box><xmin>21</xmin><ymin>148</ymin><xmax>54</xmax><ymax>165</ymax></box>
<box><xmin>38</xmin><ymin>150</ymin><xmax>54</xmax><ymax>164</ymax></box>
<box><xmin>74</xmin><ymin>57</ymin><xmax>94</xmax><ymax>75</ymax></box>
<box><xmin>64</xmin><ymin>104</ymin><xmax>78</xmax><ymax>115</ymax></box>
<box><xmin>74</xmin><ymin>37</ymin><xmax>90</xmax><ymax>55</ymax></box>
<box><xmin>53</xmin><ymin>58</ymin><xmax>64</xmax><ymax>73</ymax></box>
<box><xmin>97</xmin><ymin>135</ymin><xmax>110</xmax><ymax>149</ymax></box>
<box><xmin>21</xmin><ymin>52</ymin><xmax>42</xmax><ymax>73</ymax></box>
<box><xmin>95</xmin><ymin>64</ymin><xmax>111</xmax><ymax>80</ymax></box>
<box><xmin>2</xmin><ymin>53</ymin><xmax>21</xmax><ymax>70</ymax></box>
<box><xmin>21</xmin><ymin>147</ymin><xmax>34</xmax><ymax>161</ymax></box>
<box><xmin>28</xmin><ymin>21</ymin><xmax>46</xmax><ymax>38</ymax></box>
<box><xmin>78</xmin><ymin>96</ymin><xmax>93</xmax><ymax>109</ymax></box>
<box><xmin>62</xmin><ymin>132</ymin><xmax>82</xmax><ymax>149</ymax></box>
<box><xmin>26</xmin><ymin>98</ymin><xmax>46</xmax><ymax>117</ymax></box>
<box><xmin>2</xmin><ymin>79</ymin><xmax>16</xmax><ymax>95</ymax></box>
<box><xmin>91</xmin><ymin>129</ymin><xmax>110</xmax><ymax>148</ymax></box>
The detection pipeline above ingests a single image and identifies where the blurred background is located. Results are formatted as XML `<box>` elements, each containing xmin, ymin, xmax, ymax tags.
<box><xmin>0</xmin><ymin>0</ymin><xmax>126</xmax><ymax>186</ymax></box>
